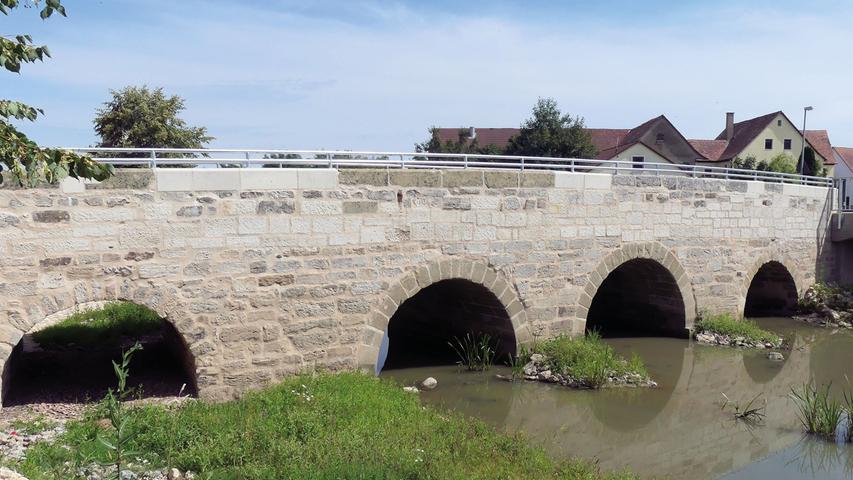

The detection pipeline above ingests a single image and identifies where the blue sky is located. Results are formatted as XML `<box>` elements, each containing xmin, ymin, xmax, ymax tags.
<box><xmin>4</xmin><ymin>0</ymin><xmax>853</xmax><ymax>150</ymax></box>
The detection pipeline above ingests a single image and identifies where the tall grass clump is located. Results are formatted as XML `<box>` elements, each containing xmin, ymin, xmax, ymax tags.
<box><xmin>790</xmin><ymin>384</ymin><xmax>844</xmax><ymax>439</ymax></box>
<box><xmin>696</xmin><ymin>313</ymin><xmax>782</xmax><ymax>346</ymax></box>
<box><xmin>535</xmin><ymin>331</ymin><xmax>648</xmax><ymax>388</ymax></box>
<box><xmin>448</xmin><ymin>333</ymin><xmax>496</xmax><ymax>371</ymax></box>
<box><xmin>14</xmin><ymin>372</ymin><xmax>639</xmax><ymax>480</ymax></box>
<box><xmin>32</xmin><ymin>302</ymin><xmax>163</xmax><ymax>348</ymax></box>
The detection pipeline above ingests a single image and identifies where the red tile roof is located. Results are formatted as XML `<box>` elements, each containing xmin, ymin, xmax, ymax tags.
<box><xmin>713</xmin><ymin>111</ymin><xmax>780</xmax><ymax>161</ymax></box>
<box><xmin>835</xmin><ymin>147</ymin><xmax>853</xmax><ymax>172</ymax></box>
<box><xmin>688</xmin><ymin>139</ymin><xmax>729</xmax><ymax>161</ymax></box>
<box><xmin>806</xmin><ymin>130</ymin><xmax>836</xmax><ymax>165</ymax></box>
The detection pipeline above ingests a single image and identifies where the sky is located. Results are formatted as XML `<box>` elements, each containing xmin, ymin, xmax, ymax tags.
<box><xmin>3</xmin><ymin>0</ymin><xmax>853</xmax><ymax>150</ymax></box>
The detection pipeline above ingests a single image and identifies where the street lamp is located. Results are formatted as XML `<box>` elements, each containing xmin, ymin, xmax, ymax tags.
<box><xmin>799</xmin><ymin>106</ymin><xmax>814</xmax><ymax>175</ymax></box>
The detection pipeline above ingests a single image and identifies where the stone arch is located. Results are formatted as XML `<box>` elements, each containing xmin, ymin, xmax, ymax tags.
<box><xmin>0</xmin><ymin>282</ymin><xmax>213</xmax><ymax>407</ymax></box>
<box><xmin>740</xmin><ymin>253</ymin><xmax>802</xmax><ymax>317</ymax></box>
<box><xmin>356</xmin><ymin>258</ymin><xmax>529</xmax><ymax>373</ymax></box>
<box><xmin>578</xmin><ymin>242</ymin><xmax>696</xmax><ymax>336</ymax></box>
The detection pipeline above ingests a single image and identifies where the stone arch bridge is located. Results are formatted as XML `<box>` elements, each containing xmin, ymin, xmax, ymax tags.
<box><xmin>0</xmin><ymin>167</ymin><xmax>835</xmax><ymax>404</ymax></box>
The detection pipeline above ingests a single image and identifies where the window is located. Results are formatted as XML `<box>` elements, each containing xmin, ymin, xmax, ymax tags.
<box><xmin>764</xmin><ymin>139</ymin><xmax>773</xmax><ymax>150</ymax></box>
<box><xmin>777</xmin><ymin>120</ymin><xmax>782</xmax><ymax>126</ymax></box>
<box><xmin>655</xmin><ymin>133</ymin><xmax>665</xmax><ymax>144</ymax></box>
<box><xmin>632</xmin><ymin>156</ymin><xmax>644</xmax><ymax>169</ymax></box>
<box><xmin>784</xmin><ymin>139</ymin><xmax>792</xmax><ymax>150</ymax></box>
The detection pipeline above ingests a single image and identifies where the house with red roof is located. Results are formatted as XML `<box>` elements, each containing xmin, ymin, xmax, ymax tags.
<box><xmin>435</xmin><ymin>115</ymin><xmax>709</xmax><ymax>171</ymax></box>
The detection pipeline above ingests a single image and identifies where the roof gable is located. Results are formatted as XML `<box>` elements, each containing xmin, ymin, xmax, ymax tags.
<box><xmin>805</xmin><ymin>130</ymin><xmax>835</xmax><ymax>165</ymax></box>
<box><xmin>835</xmin><ymin>147</ymin><xmax>853</xmax><ymax>172</ymax></box>
<box><xmin>714</xmin><ymin>111</ymin><xmax>781</xmax><ymax>161</ymax></box>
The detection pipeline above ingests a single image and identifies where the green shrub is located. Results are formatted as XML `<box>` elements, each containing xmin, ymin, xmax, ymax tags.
<box><xmin>448</xmin><ymin>333</ymin><xmax>496</xmax><ymax>371</ymax></box>
<box><xmin>696</xmin><ymin>313</ymin><xmax>781</xmax><ymax>345</ymax></box>
<box><xmin>534</xmin><ymin>331</ymin><xmax>648</xmax><ymax>388</ymax></box>
<box><xmin>32</xmin><ymin>302</ymin><xmax>163</xmax><ymax>348</ymax></box>
<box><xmin>14</xmin><ymin>372</ymin><xmax>638</xmax><ymax>479</ymax></box>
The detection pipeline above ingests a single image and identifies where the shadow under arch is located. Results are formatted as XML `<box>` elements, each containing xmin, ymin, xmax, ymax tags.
<box><xmin>360</xmin><ymin>259</ymin><xmax>528</xmax><ymax>373</ymax></box>
<box><xmin>1</xmin><ymin>300</ymin><xmax>198</xmax><ymax>407</ymax></box>
<box><xmin>743</xmin><ymin>260</ymin><xmax>799</xmax><ymax>317</ymax></box>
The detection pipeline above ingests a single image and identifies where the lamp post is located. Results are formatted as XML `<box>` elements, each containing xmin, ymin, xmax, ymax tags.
<box><xmin>799</xmin><ymin>106</ymin><xmax>814</xmax><ymax>175</ymax></box>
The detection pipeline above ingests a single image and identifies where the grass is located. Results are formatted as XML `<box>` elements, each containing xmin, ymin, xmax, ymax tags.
<box><xmin>790</xmin><ymin>384</ymin><xmax>844</xmax><ymax>439</ymax></box>
<box><xmin>8</xmin><ymin>372</ymin><xmax>638</xmax><ymax>480</ymax></box>
<box><xmin>448</xmin><ymin>333</ymin><xmax>496</xmax><ymax>371</ymax></box>
<box><xmin>695</xmin><ymin>313</ymin><xmax>781</xmax><ymax>346</ymax></box>
<box><xmin>32</xmin><ymin>302</ymin><xmax>164</xmax><ymax>348</ymax></box>
<box><xmin>532</xmin><ymin>331</ymin><xmax>648</xmax><ymax>388</ymax></box>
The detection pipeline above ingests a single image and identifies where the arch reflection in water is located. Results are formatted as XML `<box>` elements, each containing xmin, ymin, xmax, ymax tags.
<box><xmin>586</xmin><ymin>258</ymin><xmax>687</xmax><ymax>337</ymax></box>
<box><xmin>380</xmin><ymin>278</ymin><xmax>516</xmax><ymax>371</ymax></box>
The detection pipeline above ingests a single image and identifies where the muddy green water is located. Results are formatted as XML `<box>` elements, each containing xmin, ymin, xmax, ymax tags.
<box><xmin>381</xmin><ymin>318</ymin><xmax>853</xmax><ymax>479</ymax></box>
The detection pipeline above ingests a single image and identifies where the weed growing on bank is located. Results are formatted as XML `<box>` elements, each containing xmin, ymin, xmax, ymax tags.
<box><xmin>696</xmin><ymin>314</ymin><xmax>782</xmax><ymax>346</ymax></box>
<box><xmin>448</xmin><ymin>332</ymin><xmax>496</xmax><ymax>371</ymax></box>
<box><xmin>32</xmin><ymin>302</ymin><xmax>163</xmax><ymax>348</ymax></box>
<box><xmin>13</xmin><ymin>372</ymin><xmax>638</xmax><ymax>480</ymax></box>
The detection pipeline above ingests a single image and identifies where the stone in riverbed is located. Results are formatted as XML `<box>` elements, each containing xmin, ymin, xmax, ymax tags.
<box><xmin>767</xmin><ymin>352</ymin><xmax>784</xmax><ymax>361</ymax></box>
<box><xmin>0</xmin><ymin>467</ymin><xmax>29</xmax><ymax>480</ymax></box>
<box><xmin>420</xmin><ymin>377</ymin><xmax>438</xmax><ymax>390</ymax></box>
<box><xmin>403</xmin><ymin>386</ymin><xmax>419</xmax><ymax>393</ymax></box>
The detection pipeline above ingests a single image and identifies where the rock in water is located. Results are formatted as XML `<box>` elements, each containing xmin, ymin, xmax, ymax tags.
<box><xmin>167</xmin><ymin>468</ymin><xmax>184</xmax><ymax>480</ymax></box>
<box><xmin>403</xmin><ymin>386</ymin><xmax>419</xmax><ymax>393</ymax></box>
<box><xmin>420</xmin><ymin>377</ymin><xmax>438</xmax><ymax>390</ymax></box>
<box><xmin>0</xmin><ymin>468</ymin><xmax>29</xmax><ymax>480</ymax></box>
<box><xmin>767</xmin><ymin>352</ymin><xmax>784</xmax><ymax>361</ymax></box>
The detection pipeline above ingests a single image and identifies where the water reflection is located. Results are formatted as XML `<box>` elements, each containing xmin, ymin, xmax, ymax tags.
<box><xmin>381</xmin><ymin>318</ymin><xmax>853</xmax><ymax>479</ymax></box>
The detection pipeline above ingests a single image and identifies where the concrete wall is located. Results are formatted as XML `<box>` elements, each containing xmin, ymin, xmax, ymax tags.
<box><xmin>0</xmin><ymin>168</ymin><xmax>834</xmax><ymax>404</ymax></box>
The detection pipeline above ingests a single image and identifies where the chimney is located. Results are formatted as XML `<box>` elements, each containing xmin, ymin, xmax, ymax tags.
<box><xmin>468</xmin><ymin>126</ymin><xmax>476</xmax><ymax>139</ymax></box>
<box><xmin>725</xmin><ymin>112</ymin><xmax>734</xmax><ymax>142</ymax></box>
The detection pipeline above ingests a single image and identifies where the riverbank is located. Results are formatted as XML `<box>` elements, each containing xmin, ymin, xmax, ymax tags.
<box><xmin>796</xmin><ymin>283</ymin><xmax>853</xmax><ymax>329</ymax></box>
<box><xmin>2</xmin><ymin>372</ymin><xmax>637</xmax><ymax>480</ymax></box>
<box><xmin>694</xmin><ymin>314</ymin><xmax>784</xmax><ymax>349</ymax></box>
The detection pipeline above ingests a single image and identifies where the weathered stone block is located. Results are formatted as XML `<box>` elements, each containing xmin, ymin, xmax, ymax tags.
<box><xmin>258</xmin><ymin>274</ymin><xmax>295</xmax><ymax>287</ymax></box>
<box><xmin>339</xmin><ymin>169</ymin><xmax>388</xmax><ymax>186</ymax></box>
<box><xmin>257</xmin><ymin>200</ymin><xmax>294</xmax><ymax>214</ymax></box>
<box><xmin>389</xmin><ymin>170</ymin><xmax>441</xmax><ymax>187</ymax></box>
<box><xmin>88</xmin><ymin>170</ymin><xmax>153</xmax><ymax>190</ymax></box>
<box><xmin>32</xmin><ymin>210</ymin><xmax>70</xmax><ymax>223</ymax></box>
<box><xmin>484</xmin><ymin>171</ymin><xmax>518</xmax><ymax>188</ymax></box>
<box><xmin>521</xmin><ymin>172</ymin><xmax>554</xmax><ymax>188</ymax></box>
<box><xmin>442</xmin><ymin>170</ymin><xmax>483</xmax><ymax>188</ymax></box>
<box><xmin>343</xmin><ymin>201</ymin><xmax>378</xmax><ymax>214</ymax></box>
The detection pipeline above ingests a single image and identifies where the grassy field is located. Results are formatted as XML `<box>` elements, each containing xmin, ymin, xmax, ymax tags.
<box><xmin>695</xmin><ymin>314</ymin><xmax>781</xmax><ymax>345</ymax></box>
<box><xmin>531</xmin><ymin>332</ymin><xmax>648</xmax><ymax>387</ymax></box>
<box><xmin>10</xmin><ymin>372</ymin><xmax>638</xmax><ymax>480</ymax></box>
<box><xmin>31</xmin><ymin>302</ymin><xmax>163</xmax><ymax>348</ymax></box>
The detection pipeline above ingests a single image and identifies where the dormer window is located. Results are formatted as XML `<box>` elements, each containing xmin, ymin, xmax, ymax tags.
<box><xmin>765</xmin><ymin>139</ymin><xmax>773</xmax><ymax>150</ymax></box>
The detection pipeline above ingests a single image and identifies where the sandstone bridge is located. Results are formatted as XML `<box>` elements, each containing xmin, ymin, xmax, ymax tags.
<box><xmin>0</xmin><ymin>150</ymin><xmax>842</xmax><ymax>405</ymax></box>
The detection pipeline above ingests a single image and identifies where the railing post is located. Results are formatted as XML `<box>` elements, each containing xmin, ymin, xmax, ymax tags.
<box><xmin>400</xmin><ymin>154</ymin><xmax>406</xmax><ymax>169</ymax></box>
<box><xmin>570</xmin><ymin>158</ymin><xmax>575</xmax><ymax>173</ymax></box>
<box><xmin>520</xmin><ymin>157</ymin><xmax>525</xmax><ymax>172</ymax></box>
<box><xmin>150</xmin><ymin>151</ymin><xmax>157</xmax><ymax>169</ymax></box>
<box><xmin>463</xmin><ymin>155</ymin><xmax>468</xmax><ymax>169</ymax></box>
<box><xmin>838</xmin><ymin>178</ymin><xmax>844</xmax><ymax>229</ymax></box>
<box><xmin>244</xmin><ymin>152</ymin><xmax>250</xmax><ymax>168</ymax></box>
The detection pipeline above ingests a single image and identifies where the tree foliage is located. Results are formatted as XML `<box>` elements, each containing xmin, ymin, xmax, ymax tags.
<box><xmin>505</xmin><ymin>98</ymin><xmax>597</xmax><ymax>159</ymax></box>
<box><xmin>799</xmin><ymin>146</ymin><xmax>826</xmax><ymax>177</ymax></box>
<box><xmin>1</xmin><ymin>0</ymin><xmax>112</xmax><ymax>186</ymax></box>
<box><xmin>415</xmin><ymin>127</ymin><xmax>503</xmax><ymax>155</ymax></box>
<box><xmin>94</xmin><ymin>86</ymin><xmax>213</xmax><ymax>155</ymax></box>
<box><xmin>766</xmin><ymin>153</ymin><xmax>797</xmax><ymax>174</ymax></box>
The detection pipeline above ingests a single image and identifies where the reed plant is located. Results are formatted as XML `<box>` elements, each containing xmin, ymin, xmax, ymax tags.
<box><xmin>790</xmin><ymin>383</ymin><xmax>843</xmax><ymax>439</ymax></box>
<box><xmin>448</xmin><ymin>333</ymin><xmax>496</xmax><ymax>371</ymax></box>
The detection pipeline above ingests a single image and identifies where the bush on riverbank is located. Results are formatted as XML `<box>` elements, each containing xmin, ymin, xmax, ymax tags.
<box><xmin>8</xmin><ymin>372</ymin><xmax>637</xmax><ymax>480</ymax></box>
<box><xmin>32</xmin><ymin>302</ymin><xmax>163</xmax><ymax>348</ymax></box>
<box><xmin>797</xmin><ymin>283</ymin><xmax>853</xmax><ymax>329</ymax></box>
<box><xmin>525</xmin><ymin>332</ymin><xmax>650</xmax><ymax>388</ymax></box>
<box><xmin>695</xmin><ymin>314</ymin><xmax>782</xmax><ymax>348</ymax></box>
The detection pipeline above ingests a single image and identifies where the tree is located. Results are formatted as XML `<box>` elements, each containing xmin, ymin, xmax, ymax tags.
<box><xmin>505</xmin><ymin>98</ymin><xmax>597</xmax><ymax>159</ymax></box>
<box><xmin>1</xmin><ymin>0</ymin><xmax>112</xmax><ymax>186</ymax></box>
<box><xmin>732</xmin><ymin>155</ymin><xmax>757</xmax><ymax>170</ymax></box>
<box><xmin>415</xmin><ymin>127</ymin><xmax>503</xmax><ymax>155</ymax></box>
<box><xmin>799</xmin><ymin>146</ymin><xmax>826</xmax><ymax>177</ymax></box>
<box><xmin>766</xmin><ymin>153</ymin><xmax>797</xmax><ymax>174</ymax></box>
<box><xmin>94</xmin><ymin>86</ymin><xmax>213</xmax><ymax>158</ymax></box>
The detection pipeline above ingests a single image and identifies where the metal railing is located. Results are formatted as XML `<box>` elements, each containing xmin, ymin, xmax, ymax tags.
<box><xmin>64</xmin><ymin>147</ymin><xmax>835</xmax><ymax>188</ymax></box>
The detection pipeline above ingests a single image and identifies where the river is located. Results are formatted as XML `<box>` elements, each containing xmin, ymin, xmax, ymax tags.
<box><xmin>381</xmin><ymin>318</ymin><xmax>853</xmax><ymax>479</ymax></box>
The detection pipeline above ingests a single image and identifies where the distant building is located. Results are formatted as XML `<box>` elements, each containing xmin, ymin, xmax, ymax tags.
<box><xmin>834</xmin><ymin>147</ymin><xmax>853</xmax><ymax>208</ymax></box>
<box><xmin>434</xmin><ymin>110</ymin><xmax>836</xmax><ymax>175</ymax></box>
<box><xmin>688</xmin><ymin>111</ymin><xmax>834</xmax><ymax>175</ymax></box>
